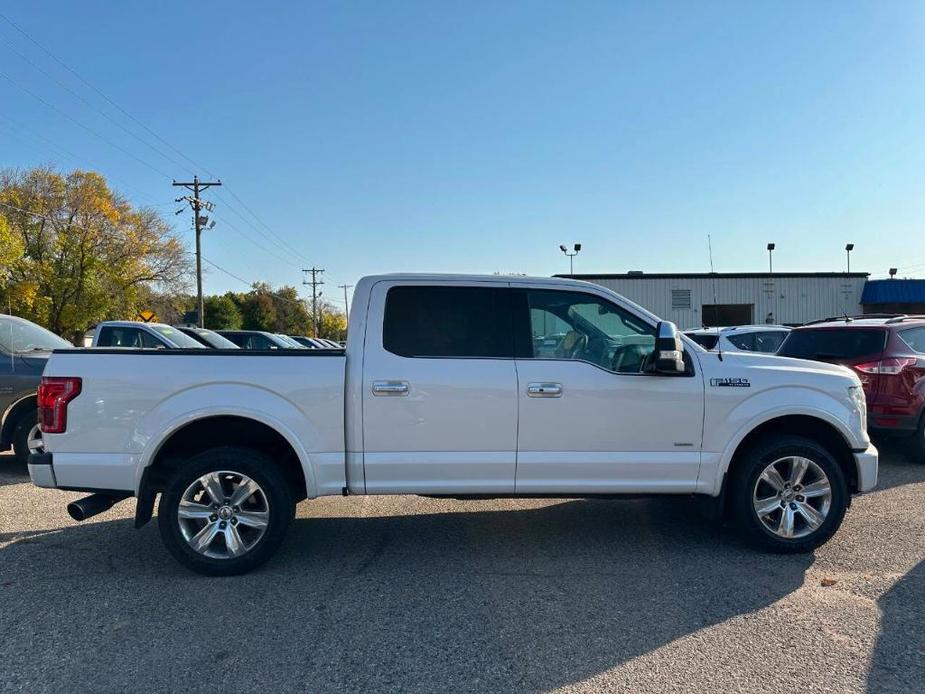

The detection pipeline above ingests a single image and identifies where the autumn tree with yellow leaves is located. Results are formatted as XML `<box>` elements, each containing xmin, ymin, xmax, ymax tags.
<box><xmin>0</xmin><ymin>167</ymin><xmax>191</xmax><ymax>341</ymax></box>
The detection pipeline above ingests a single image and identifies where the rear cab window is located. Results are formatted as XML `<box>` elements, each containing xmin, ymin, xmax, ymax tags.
<box><xmin>778</xmin><ymin>328</ymin><xmax>886</xmax><ymax>360</ymax></box>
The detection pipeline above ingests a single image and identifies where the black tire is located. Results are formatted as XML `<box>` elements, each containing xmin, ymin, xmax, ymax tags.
<box><xmin>11</xmin><ymin>409</ymin><xmax>40</xmax><ymax>465</ymax></box>
<box><xmin>157</xmin><ymin>446</ymin><xmax>294</xmax><ymax>576</ymax></box>
<box><xmin>728</xmin><ymin>435</ymin><xmax>848</xmax><ymax>553</ymax></box>
<box><xmin>903</xmin><ymin>415</ymin><xmax>925</xmax><ymax>463</ymax></box>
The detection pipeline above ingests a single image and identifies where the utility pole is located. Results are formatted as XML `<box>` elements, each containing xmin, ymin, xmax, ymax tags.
<box><xmin>338</xmin><ymin>284</ymin><xmax>354</xmax><ymax>324</ymax></box>
<box><xmin>173</xmin><ymin>175</ymin><xmax>221</xmax><ymax>327</ymax></box>
<box><xmin>302</xmin><ymin>267</ymin><xmax>324</xmax><ymax>337</ymax></box>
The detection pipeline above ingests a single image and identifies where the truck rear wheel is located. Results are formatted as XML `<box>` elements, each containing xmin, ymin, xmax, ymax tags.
<box><xmin>728</xmin><ymin>435</ymin><xmax>848</xmax><ymax>553</ymax></box>
<box><xmin>157</xmin><ymin>447</ymin><xmax>294</xmax><ymax>576</ymax></box>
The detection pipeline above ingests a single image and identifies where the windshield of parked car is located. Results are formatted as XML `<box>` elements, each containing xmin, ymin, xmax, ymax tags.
<box><xmin>185</xmin><ymin>328</ymin><xmax>239</xmax><ymax>349</ymax></box>
<box><xmin>0</xmin><ymin>316</ymin><xmax>73</xmax><ymax>353</ymax></box>
<box><xmin>777</xmin><ymin>328</ymin><xmax>886</xmax><ymax>360</ymax></box>
<box><xmin>149</xmin><ymin>325</ymin><xmax>207</xmax><ymax>348</ymax></box>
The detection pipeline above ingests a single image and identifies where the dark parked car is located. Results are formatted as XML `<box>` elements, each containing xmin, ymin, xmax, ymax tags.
<box><xmin>289</xmin><ymin>335</ymin><xmax>342</xmax><ymax>349</ymax></box>
<box><xmin>1</xmin><ymin>315</ymin><xmax>73</xmax><ymax>463</ymax></box>
<box><xmin>217</xmin><ymin>330</ymin><xmax>297</xmax><ymax>350</ymax></box>
<box><xmin>175</xmin><ymin>327</ymin><xmax>240</xmax><ymax>349</ymax></box>
<box><xmin>778</xmin><ymin>315</ymin><xmax>925</xmax><ymax>460</ymax></box>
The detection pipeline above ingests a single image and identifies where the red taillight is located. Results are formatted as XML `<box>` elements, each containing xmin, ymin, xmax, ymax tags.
<box><xmin>37</xmin><ymin>377</ymin><xmax>82</xmax><ymax>434</ymax></box>
<box><xmin>853</xmin><ymin>358</ymin><xmax>917</xmax><ymax>375</ymax></box>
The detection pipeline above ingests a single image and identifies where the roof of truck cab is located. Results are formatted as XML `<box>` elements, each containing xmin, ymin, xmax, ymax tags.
<box><xmin>366</xmin><ymin>273</ymin><xmax>601</xmax><ymax>288</ymax></box>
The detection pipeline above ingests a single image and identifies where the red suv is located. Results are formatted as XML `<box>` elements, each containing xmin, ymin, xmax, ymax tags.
<box><xmin>777</xmin><ymin>315</ymin><xmax>925</xmax><ymax>461</ymax></box>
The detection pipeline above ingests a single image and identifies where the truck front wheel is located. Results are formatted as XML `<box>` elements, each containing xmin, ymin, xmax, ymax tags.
<box><xmin>728</xmin><ymin>435</ymin><xmax>848</xmax><ymax>553</ymax></box>
<box><xmin>157</xmin><ymin>447</ymin><xmax>294</xmax><ymax>576</ymax></box>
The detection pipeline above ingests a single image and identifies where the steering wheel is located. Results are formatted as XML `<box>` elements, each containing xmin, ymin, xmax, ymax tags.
<box><xmin>610</xmin><ymin>344</ymin><xmax>649</xmax><ymax>373</ymax></box>
<box><xmin>556</xmin><ymin>331</ymin><xmax>588</xmax><ymax>360</ymax></box>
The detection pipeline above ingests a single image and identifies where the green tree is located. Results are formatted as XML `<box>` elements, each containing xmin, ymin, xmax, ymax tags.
<box><xmin>267</xmin><ymin>285</ymin><xmax>311</xmax><ymax>334</ymax></box>
<box><xmin>237</xmin><ymin>289</ymin><xmax>277</xmax><ymax>331</ymax></box>
<box><xmin>317</xmin><ymin>300</ymin><xmax>347</xmax><ymax>340</ymax></box>
<box><xmin>203</xmin><ymin>293</ymin><xmax>243</xmax><ymax>330</ymax></box>
<box><xmin>0</xmin><ymin>167</ymin><xmax>191</xmax><ymax>340</ymax></box>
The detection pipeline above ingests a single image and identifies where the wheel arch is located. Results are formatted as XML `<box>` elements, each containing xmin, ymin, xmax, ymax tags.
<box><xmin>138</xmin><ymin>414</ymin><xmax>312</xmax><ymax>515</ymax></box>
<box><xmin>1</xmin><ymin>393</ymin><xmax>37</xmax><ymax>448</ymax></box>
<box><xmin>722</xmin><ymin>414</ymin><xmax>858</xmax><ymax>504</ymax></box>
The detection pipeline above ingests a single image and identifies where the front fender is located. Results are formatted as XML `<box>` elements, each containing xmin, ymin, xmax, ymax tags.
<box><xmin>700</xmin><ymin>386</ymin><xmax>864</xmax><ymax>495</ymax></box>
<box><xmin>133</xmin><ymin>383</ymin><xmax>323</xmax><ymax>498</ymax></box>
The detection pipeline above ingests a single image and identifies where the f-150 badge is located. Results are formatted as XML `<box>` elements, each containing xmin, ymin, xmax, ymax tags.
<box><xmin>710</xmin><ymin>377</ymin><xmax>750</xmax><ymax>388</ymax></box>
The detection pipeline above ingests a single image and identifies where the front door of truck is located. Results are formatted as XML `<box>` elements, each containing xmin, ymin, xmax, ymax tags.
<box><xmin>361</xmin><ymin>281</ymin><xmax>518</xmax><ymax>494</ymax></box>
<box><xmin>511</xmin><ymin>286</ymin><xmax>705</xmax><ymax>493</ymax></box>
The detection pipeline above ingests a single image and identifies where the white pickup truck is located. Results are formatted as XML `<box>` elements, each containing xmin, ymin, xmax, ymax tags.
<box><xmin>29</xmin><ymin>274</ymin><xmax>878</xmax><ymax>575</ymax></box>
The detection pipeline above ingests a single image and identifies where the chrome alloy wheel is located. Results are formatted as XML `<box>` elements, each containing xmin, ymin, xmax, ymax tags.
<box><xmin>177</xmin><ymin>471</ymin><xmax>270</xmax><ymax>559</ymax></box>
<box><xmin>27</xmin><ymin>423</ymin><xmax>44</xmax><ymax>455</ymax></box>
<box><xmin>752</xmin><ymin>456</ymin><xmax>832</xmax><ymax>539</ymax></box>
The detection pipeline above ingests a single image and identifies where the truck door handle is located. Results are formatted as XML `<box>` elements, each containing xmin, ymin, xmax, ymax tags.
<box><xmin>527</xmin><ymin>382</ymin><xmax>562</xmax><ymax>398</ymax></box>
<box><xmin>372</xmin><ymin>380</ymin><xmax>410</xmax><ymax>396</ymax></box>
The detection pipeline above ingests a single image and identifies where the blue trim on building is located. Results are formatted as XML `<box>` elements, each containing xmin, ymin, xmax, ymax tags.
<box><xmin>861</xmin><ymin>279</ymin><xmax>925</xmax><ymax>304</ymax></box>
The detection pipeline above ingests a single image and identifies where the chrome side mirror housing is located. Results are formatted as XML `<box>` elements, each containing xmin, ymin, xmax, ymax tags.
<box><xmin>647</xmin><ymin>321</ymin><xmax>686</xmax><ymax>375</ymax></box>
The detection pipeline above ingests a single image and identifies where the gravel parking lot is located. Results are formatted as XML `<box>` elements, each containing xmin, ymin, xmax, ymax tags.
<box><xmin>1</xmin><ymin>446</ymin><xmax>922</xmax><ymax>693</ymax></box>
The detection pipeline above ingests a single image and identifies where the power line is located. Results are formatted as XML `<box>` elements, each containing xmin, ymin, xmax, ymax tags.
<box><xmin>0</xmin><ymin>69</ymin><xmax>173</xmax><ymax>180</ymax></box>
<box><xmin>0</xmin><ymin>11</ymin><xmax>216</xmax><ymax>179</ymax></box>
<box><xmin>0</xmin><ymin>11</ymin><xmax>316</xmax><ymax>274</ymax></box>
<box><xmin>0</xmin><ymin>38</ymin><xmax>198</xmax><ymax>178</ymax></box>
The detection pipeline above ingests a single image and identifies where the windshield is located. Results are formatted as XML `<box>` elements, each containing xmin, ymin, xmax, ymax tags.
<box><xmin>149</xmin><ymin>325</ymin><xmax>207</xmax><ymax>348</ymax></box>
<box><xmin>0</xmin><ymin>316</ymin><xmax>73</xmax><ymax>353</ymax></box>
<box><xmin>185</xmin><ymin>328</ymin><xmax>239</xmax><ymax>349</ymax></box>
<box><xmin>275</xmin><ymin>334</ymin><xmax>307</xmax><ymax>348</ymax></box>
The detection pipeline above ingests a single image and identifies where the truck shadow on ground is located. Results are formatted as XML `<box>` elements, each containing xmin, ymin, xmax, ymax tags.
<box><xmin>867</xmin><ymin>560</ymin><xmax>925</xmax><ymax>693</ymax></box>
<box><xmin>1</xmin><ymin>496</ymin><xmax>816</xmax><ymax>692</ymax></box>
<box><xmin>0</xmin><ymin>456</ymin><xmax>28</xmax><ymax>487</ymax></box>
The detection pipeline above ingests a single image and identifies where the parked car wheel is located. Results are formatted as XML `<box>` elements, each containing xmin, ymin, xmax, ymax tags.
<box><xmin>729</xmin><ymin>435</ymin><xmax>848</xmax><ymax>553</ymax></box>
<box><xmin>11</xmin><ymin>411</ymin><xmax>43</xmax><ymax>464</ymax></box>
<box><xmin>903</xmin><ymin>414</ymin><xmax>925</xmax><ymax>464</ymax></box>
<box><xmin>157</xmin><ymin>447</ymin><xmax>294</xmax><ymax>576</ymax></box>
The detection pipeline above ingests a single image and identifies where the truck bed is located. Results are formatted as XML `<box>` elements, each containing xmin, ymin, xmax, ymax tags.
<box><xmin>41</xmin><ymin>349</ymin><xmax>347</xmax><ymax>494</ymax></box>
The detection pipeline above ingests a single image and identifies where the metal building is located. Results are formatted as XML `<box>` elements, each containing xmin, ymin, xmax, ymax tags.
<box><xmin>560</xmin><ymin>272</ymin><xmax>869</xmax><ymax>329</ymax></box>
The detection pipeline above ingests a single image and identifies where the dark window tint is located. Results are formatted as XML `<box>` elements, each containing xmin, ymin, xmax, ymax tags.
<box><xmin>383</xmin><ymin>286</ymin><xmax>512</xmax><ymax>358</ymax></box>
<box><xmin>899</xmin><ymin>327</ymin><xmax>925</xmax><ymax>354</ymax></box>
<box><xmin>219</xmin><ymin>332</ymin><xmax>246</xmax><ymax>347</ymax></box>
<box><xmin>685</xmin><ymin>333</ymin><xmax>719</xmax><ymax>350</ymax></box>
<box><xmin>778</xmin><ymin>329</ymin><xmax>886</xmax><ymax>360</ymax></box>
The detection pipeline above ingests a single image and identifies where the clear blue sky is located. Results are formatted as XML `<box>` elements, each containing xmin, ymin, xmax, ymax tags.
<box><xmin>2</xmin><ymin>1</ymin><xmax>924</xmax><ymax>306</ymax></box>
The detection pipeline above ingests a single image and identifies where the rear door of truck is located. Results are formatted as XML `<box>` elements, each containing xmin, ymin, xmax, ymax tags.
<box><xmin>361</xmin><ymin>280</ymin><xmax>518</xmax><ymax>494</ymax></box>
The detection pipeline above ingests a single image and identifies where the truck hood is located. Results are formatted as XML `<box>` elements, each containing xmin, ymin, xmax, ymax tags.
<box><xmin>699</xmin><ymin>349</ymin><xmax>861</xmax><ymax>390</ymax></box>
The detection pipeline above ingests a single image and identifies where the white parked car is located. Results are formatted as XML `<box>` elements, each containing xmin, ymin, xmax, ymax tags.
<box><xmin>29</xmin><ymin>275</ymin><xmax>876</xmax><ymax>575</ymax></box>
<box><xmin>91</xmin><ymin>321</ymin><xmax>207</xmax><ymax>349</ymax></box>
<box><xmin>685</xmin><ymin>325</ymin><xmax>791</xmax><ymax>354</ymax></box>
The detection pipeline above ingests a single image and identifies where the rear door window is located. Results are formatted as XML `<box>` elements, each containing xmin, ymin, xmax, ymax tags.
<box><xmin>777</xmin><ymin>329</ymin><xmax>886</xmax><ymax>360</ymax></box>
<box><xmin>726</xmin><ymin>333</ymin><xmax>756</xmax><ymax>351</ymax></box>
<box><xmin>753</xmin><ymin>331</ymin><xmax>788</xmax><ymax>353</ymax></box>
<box><xmin>383</xmin><ymin>286</ymin><xmax>512</xmax><ymax>358</ymax></box>
<box><xmin>685</xmin><ymin>333</ymin><xmax>719</xmax><ymax>350</ymax></box>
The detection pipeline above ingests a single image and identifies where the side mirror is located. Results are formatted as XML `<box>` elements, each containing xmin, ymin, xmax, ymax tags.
<box><xmin>647</xmin><ymin>321</ymin><xmax>686</xmax><ymax>375</ymax></box>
